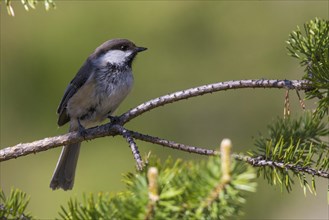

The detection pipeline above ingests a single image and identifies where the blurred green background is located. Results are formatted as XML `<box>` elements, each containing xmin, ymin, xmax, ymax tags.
<box><xmin>1</xmin><ymin>1</ymin><xmax>328</xmax><ymax>219</ymax></box>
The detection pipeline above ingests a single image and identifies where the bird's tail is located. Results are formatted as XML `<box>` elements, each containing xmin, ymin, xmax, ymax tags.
<box><xmin>50</xmin><ymin>132</ymin><xmax>81</xmax><ymax>190</ymax></box>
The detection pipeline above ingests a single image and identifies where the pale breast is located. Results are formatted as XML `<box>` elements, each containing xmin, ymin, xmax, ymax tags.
<box><xmin>95</xmin><ymin>70</ymin><xmax>134</xmax><ymax>119</ymax></box>
<box><xmin>67</xmin><ymin>69</ymin><xmax>133</xmax><ymax>128</ymax></box>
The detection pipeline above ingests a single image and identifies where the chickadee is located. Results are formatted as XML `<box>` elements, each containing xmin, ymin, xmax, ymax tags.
<box><xmin>50</xmin><ymin>39</ymin><xmax>147</xmax><ymax>190</ymax></box>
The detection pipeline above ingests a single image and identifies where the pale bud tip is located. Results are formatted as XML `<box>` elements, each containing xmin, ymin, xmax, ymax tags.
<box><xmin>148</xmin><ymin>167</ymin><xmax>158</xmax><ymax>178</ymax></box>
<box><xmin>220</xmin><ymin>139</ymin><xmax>232</xmax><ymax>150</ymax></box>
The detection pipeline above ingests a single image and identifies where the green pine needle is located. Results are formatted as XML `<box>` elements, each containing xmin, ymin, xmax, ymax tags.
<box><xmin>286</xmin><ymin>17</ymin><xmax>329</xmax><ymax>118</ymax></box>
<box><xmin>0</xmin><ymin>188</ymin><xmax>32</xmax><ymax>220</ymax></box>
<box><xmin>59</xmin><ymin>156</ymin><xmax>256</xmax><ymax>220</ymax></box>
<box><xmin>251</xmin><ymin>112</ymin><xmax>328</xmax><ymax>194</ymax></box>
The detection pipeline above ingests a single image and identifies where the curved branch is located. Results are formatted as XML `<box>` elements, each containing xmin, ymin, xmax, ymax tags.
<box><xmin>1</xmin><ymin>79</ymin><xmax>311</xmax><ymax>162</ymax></box>
<box><xmin>120</xmin><ymin>79</ymin><xmax>310</xmax><ymax>123</ymax></box>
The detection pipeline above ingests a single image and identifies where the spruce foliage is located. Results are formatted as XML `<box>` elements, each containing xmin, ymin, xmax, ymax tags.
<box><xmin>58</xmin><ymin>156</ymin><xmax>256</xmax><ymax>220</ymax></box>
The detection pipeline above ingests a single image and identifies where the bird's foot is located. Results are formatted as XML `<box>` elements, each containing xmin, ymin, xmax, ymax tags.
<box><xmin>108</xmin><ymin>115</ymin><xmax>120</xmax><ymax>124</ymax></box>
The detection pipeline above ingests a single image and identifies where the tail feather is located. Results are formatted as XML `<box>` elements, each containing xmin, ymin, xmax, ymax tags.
<box><xmin>50</xmin><ymin>142</ymin><xmax>81</xmax><ymax>190</ymax></box>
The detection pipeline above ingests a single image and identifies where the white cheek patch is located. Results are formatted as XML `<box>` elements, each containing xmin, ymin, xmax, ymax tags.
<box><xmin>99</xmin><ymin>50</ymin><xmax>133</xmax><ymax>65</ymax></box>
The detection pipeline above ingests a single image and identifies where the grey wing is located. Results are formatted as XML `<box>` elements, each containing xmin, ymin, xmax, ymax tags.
<box><xmin>57</xmin><ymin>58</ymin><xmax>94</xmax><ymax>126</ymax></box>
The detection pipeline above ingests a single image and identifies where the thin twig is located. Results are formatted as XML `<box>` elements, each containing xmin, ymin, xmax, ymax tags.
<box><xmin>117</xmin><ymin>126</ymin><xmax>144</xmax><ymax>170</ymax></box>
<box><xmin>295</xmin><ymin>89</ymin><xmax>306</xmax><ymax>110</ymax></box>
<box><xmin>233</xmin><ymin>154</ymin><xmax>329</xmax><ymax>178</ymax></box>
<box><xmin>284</xmin><ymin>90</ymin><xmax>290</xmax><ymax>119</ymax></box>
<box><xmin>127</xmin><ymin>129</ymin><xmax>218</xmax><ymax>156</ymax></box>
<box><xmin>126</xmin><ymin>130</ymin><xmax>329</xmax><ymax>179</ymax></box>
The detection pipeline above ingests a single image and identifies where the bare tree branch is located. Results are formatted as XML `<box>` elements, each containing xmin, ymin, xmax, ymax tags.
<box><xmin>1</xmin><ymin>110</ymin><xmax>328</xmax><ymax>179</ymax></box>
<box><xmin>0</xmin><ymin>123</ymin><xmax>120</xmax><ymax>162</ymax></box>
<box><xmin>0</xmin><ymin>79</ymin><xmax>311</xmax><ymax>162</ymax></box>
<box><xmin>120</xmin><ymin>79</ymin><xmax>310</xmax><ymax>124</ymax></box>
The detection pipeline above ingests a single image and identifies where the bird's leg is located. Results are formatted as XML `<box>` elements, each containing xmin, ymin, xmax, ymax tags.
<box><xmin>77</xmin><ymin>118</ymin><xmax>87</xmax><ymax>138</ymax></box>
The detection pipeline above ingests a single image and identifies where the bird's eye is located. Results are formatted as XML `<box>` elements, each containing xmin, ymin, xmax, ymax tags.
<box><xmin>120</xmin><ymin>45</ymin><xmax>128</xmax><ymax>51</ymax></box>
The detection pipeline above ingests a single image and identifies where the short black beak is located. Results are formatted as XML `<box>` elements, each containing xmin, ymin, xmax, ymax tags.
<box><xmin>135</xmin><ymin>46</ymin><xmax>147</xmax><ymax>52</ymax></box>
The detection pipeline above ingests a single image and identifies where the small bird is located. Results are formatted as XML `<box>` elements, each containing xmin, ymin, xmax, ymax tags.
<box><xmin>50</xmin><ymin>39</ymin><xmax>147</xmax><ymax>190</ymax></box>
